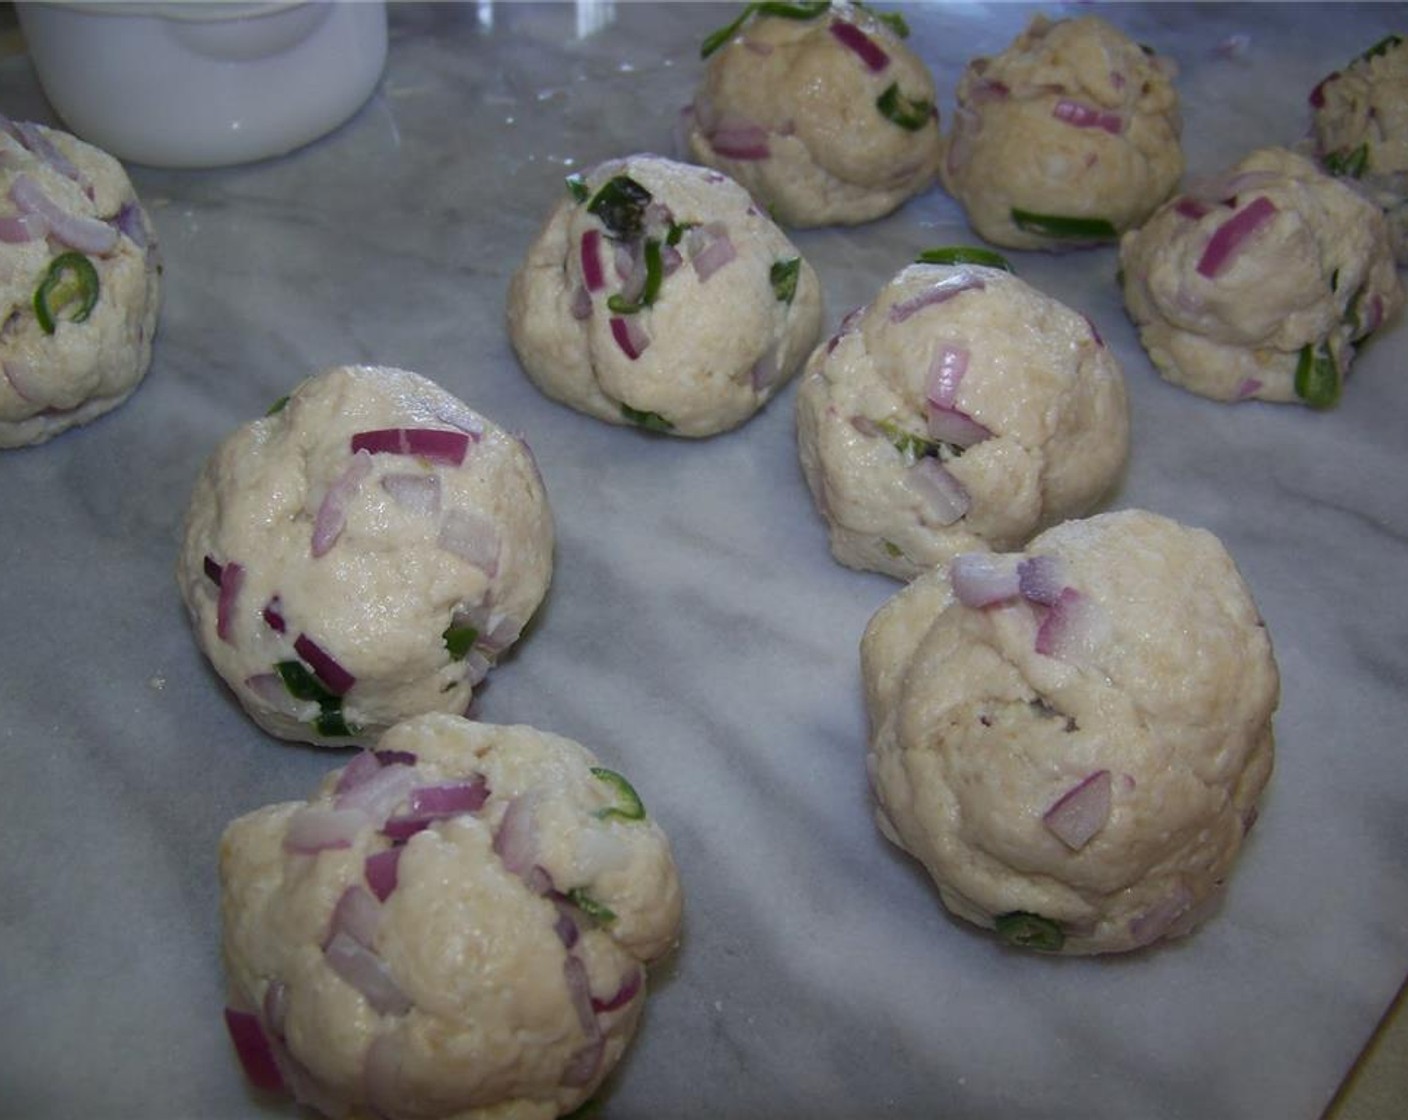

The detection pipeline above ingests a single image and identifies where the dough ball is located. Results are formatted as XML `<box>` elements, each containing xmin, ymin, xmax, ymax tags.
<box><xmin>684</xmin><ymin>0</ymin><xmax>942</xmax><ymax>227</ymax></box>
<box><xmin>177</xmin><ymin>365</ymin><xmax>554</xmax><ymax>747</ymax></box>
<box><xmin>1308</xmin><ymin>33</ymin><xmax>1408</xmax><ymax>264</ymax></box>
<box><xmin>0</xmin><ymin>116</ymin><xmax>160</xmax><ymax>448</ymax></box>
<box><xmin>508</xmin><ymin>153</ymin><xmax>822</xmax><ymax>437</ymax></box>
<box><xmin>940</xmin><ymin>14</ymin><xmax>1183</xmax><ymax>251</ymax></box>
<box><xmin>1119</xmin><ymin>146</ymin><xmax>1405</xmax><ymax>406</ymax></box>
<box><xmin>220</xmin><ymin>714</ymin><xmax>684</xmax><ymax>1119</ymax></box>
<box><xmin>861</xmin><ymin>510</ymin><xmax>1278</xmax><ymax>955</ymax></box>
<box><xmin>796</xmin><ymin>260</ymin><xmax>1128</xmax><ymax>580</ymax></box>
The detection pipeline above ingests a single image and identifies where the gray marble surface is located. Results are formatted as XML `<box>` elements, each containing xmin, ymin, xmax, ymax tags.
<box><xmin>2</xmin><ymin>3</ymin><xmax>1406</xmax><ymax>1118</ymax></box>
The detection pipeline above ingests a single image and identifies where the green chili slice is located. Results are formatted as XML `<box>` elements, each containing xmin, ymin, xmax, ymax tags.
<box><xmin>1360</xmin><ymin>33</ymin><xmax>1402</xmax><ymax>63</ymax></box>
<box><xmin>1324</xmin><ymin>143</ymin><xmax>1369</xmax><ymax>179</ymax></box>
<box><xmin>701</xmin><ymin>1</ymin><xmax>830</xmax><ymax>59</ymax></box>
<box><xmin>266</xmin><ymin>395</ymin><xmax>290</xmax><ymax>416</ymax></box>
<box><xmin>620</xmin><ymin>403</ymin><xmax>674</xmax><ymax>432</ymax></box>
<box><xmin>874</xmin><ymin>417</ymin><xmax>947</xmax><ymax>461</ymax></box>
<box><xmin>666</xmin><ymin>220</ymin><xmax>695</xmax><ymax>247</ymax></box>
<box><xmin>34</xmin><ymin>251</ymin><xmax>99</xmax><ymax>335</ymax></box>
<box><xmin>591</xmin><ymin>766</ymin><xmax>647</xmax><ymax>822</ymax></box>
<box><xmin>770</xmin><ymin>257</ymin><xmax>801</xmax><ymax>303</ymax></box>
<box><xmin>565</xmin><ymin>173</ymin><xmax>590</xmax><ymax>204</ymax></box>
<box><xmin>587</xmin><ymin>175</ymin><xmax>653</xmax><ymax>239</ymax></box>
<box><xmin>315</xmin><ymin>708</ymin><xmax>355</xmax><ymax>738</ymax></box>
<box><xmin>443</xmin><ymin>622</ymin><xmax>479</xmax><ymax>661</ymax></box>
<box><xmin>916</xmin><ymin>246</ymin><xmax>1013</xmax><ymax>272</ymax></box>
<box><xmin>608</xmin><ymin>238</ymin><xmax>665</xmax><ymax>314</ymax></box>
<box><xmin>994</xmin><ymin>911</ymin><xmax>1065</xmax><ymax>951</ymax></box>
<box><xmin>276</xmin><ymin>660</ymin><xmax>356</xmax><ymax>737</ymax></box>
<box><xmin>1011</xmin><ymin>208</ymin><xmax>1118</xmax><ymax>241</ymax></box>
<box><xmin>876</xmin><ymin>83</ymin><xmax>932</xmax><ymax>132</ymax></box>
<box><xmin>1294</xmin><ymin>343</ymin><xmax>1341</xmax><ymax>409</ymax></box>
<box><xmin>567</xmin><ymin>887</ymin><xmax>617</xmax><ymax>924</ymax></box>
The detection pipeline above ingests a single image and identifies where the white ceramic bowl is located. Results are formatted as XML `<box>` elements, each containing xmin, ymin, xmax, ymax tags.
<box><xmin>15</xmin><ymin>1</ymin><xmax>388</xmax><ymax>169</ymax></box>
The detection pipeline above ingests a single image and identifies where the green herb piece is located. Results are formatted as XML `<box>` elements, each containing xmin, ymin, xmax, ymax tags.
<box><xmin>1324</xmin><ymin>143</ymin><xmax>1369</xmax><ymax>179</ymax></box>
<box><xmin>1011</xmin><ymin>208</ymin><xmax>1118</xmax><ymax>241</ymax></box>
<box><xmin>994</xmin><ymin>911</ymin><xmax>1065</xmax><ymax>952</ymax></box>
<box><xmin>567</xmin><ymin>887</ymin><xmax>617</xmax><ymax>925</ymax></box>
<box><xmin>608</xmin><ymin>238</ymin><xmax>665</xmax><ymax>314</ymax></box>
<box><xmin>266</xmin><ymin>395</ymin><xmax>290</xmax><ymax>416</ymax></box>
<box><xmin>874</xmin><ymin>417</ymin><xmax>945</xmax><ymax>461</ymax></box>
<box><xmin>276</xmin><ymin>660</ymin><xmax>356</xmax><ymax>738</ymax></box>
<box><xmin>876</xmin><ymin>83</ymin><xmax>932</xmax><ymax>131</ymax></box>
<box><xmin>883</xmin><ymin>540</ymin><xmax>904</xmax><ymax>558</ymax></box>
<box><xmin>587</xmin><ymin>175</ymin><xmax>653</xmax><ymax>239</ymax></box>
<box><xmin>915</xmin><ymin>246</ymin><xmax>1013</xmax><ymax>272</ymax></box>
<box><xmin>666</xmin><ymin>220</ymin><xmax>695</xmax><ymax>247</ymax></box>
<box><xmin>1294</xmin><ymin>342</ymin><xmax>1341</xmax><ymax>409</ymax></box>
<box><xmin>34</xmin><ymin>251</ymin><xmax>99</xmax><ymax>335</ymax></box>
<box><xmin>315</xmin><ymin>708</ymin><xmax>355</xmax><ymax>738</ymax></box>
<box><xmin>770</xmin><ymin>257</ymin><xmax>801</xmax><ymax>303</ymax></box>
<box><xmin>1360</xmin><ymin>33</ymin><xmax>1403</xmax><ymax>63</ymax></box>
<box><xmin>620</xmin><ymin>403</ymin><xmax>674</xmax><ymax>432</ymax></box>
<box><xmin>443</xmin><ymin>622</ymin><xmax>480</xmax><ymax>661</ymax></box>
<box><xmin>1330</xmin><ymin>268</ymin><xmax>1340</xmax><ymax>293</ymax></box>
<box><xmin>565</xmin><ymin>173</ymin><xmax>590</xmax><ymax>204</ymax></box>
<box><xmin>590</xmin><ymin>767</ymin><xmax>647</xmax><ymax>822</ymax></box>
<box><xmin>700</xmin><ymin>1</ymin><xmax>830</xmax><ymax>59</ymax></box>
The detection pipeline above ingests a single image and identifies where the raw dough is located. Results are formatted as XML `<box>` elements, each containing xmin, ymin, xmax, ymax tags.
<box><xmin>940</xmin><ymin>14</ymin><xmax>1183</xmax><ymax>251</ymax></box>
<box><xmin>796</xmin><ymin>260</ymin><xmax>1128</xmax><ymax>580</ymax></box>
<box><xmin>684</xmin><ymin>0</ymin><xmax>942</xmax><ymax>227</ymax></box>
<box><xmin>177</xmin><ymin>365</ymin><xmax>553</xmax><ymax>747</ymax></box>
<box><xmin>508</xmin><ymin>153</ymin><xmax>822</xmax><ymax>437</ymax></box>
<box><xmin>0</xmin><ymin>115</ymin><xmax>160</xmax><ymax>448</ymax></box>
<box><xmin>220</xmin><ymin>714</ymin><xmax>684</xmax><ymax>1119</ymax></box>
<box><xmin>1120</xmin><ymin>146</ymin><xmax>1404</xmax><ymax>405</ymax></box>
<box><xmin>861</xmin><ymin>509</ymin><xmax>1278</xmax><ymax>955</ymax></box>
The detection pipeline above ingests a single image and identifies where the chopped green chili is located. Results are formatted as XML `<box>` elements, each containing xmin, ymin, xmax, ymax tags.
<box><xmin>620</xmin><ymin>403</ymin><xmax>674</xmax><ymax>432</ymax></box>
<box><xmin>874</xmin><ymin>417</ymin><xmax>947</xmax><ymax>461</ymax></box>
<box><xmin>700</xmin><ymin>1</ymin><xmax>830</xmax><ymax>59</ymax></box>
<box><xmin>1324</xmin><ymin>143</ymin><xmax>1369</xmax><ymax>179</ymax></box>
<box><xmin>565</xmin><ymin>172</ymin><xmax>590</xmax><ymax>204</ymax></box>
<box><xmin>1011</xmin><ymin>208</ymin><xmax>1118</xmax><ymax>241</ymax></box>
<box><xmin>567</xmin><ymin>887</ymin><xmax>617</xmax><ymax>925</ymax></box>
<box><xmin>770</xmin><ymin>257</ymin><xmax>801</xmax><ymax>303</ymax></box>
<box><xmin>608</xmin><ymin>238</ymin><xmax>665</xmax><ymax>314</ymax></box>
<box><xmin>590</xmin><ymin>767</ymin><xmax>647</xmax><ymax>822</ymax></box>
<box><xmin>666</xmin><ymin>220</ymin><xmax>695</xmax><ymax>247</ymax></box>
<box><xmin>442</xmin><ymin>622</ymin><xmax>480</xmax><ymax>661</ymax></box>
<box><xmin>1359</xmin><ymin>33</ymin><xmax>1402</xmax><ymax>63</ymax></box>
<box><xmin>994</xmin><ymin>911</ymin><xmax>1065</xmax><ymax>951</ymax></box>
<box><xmin>275</xmin><ymin>660</ymin><xmax>357</xmax><ymax>738</ymax></box>
<box><xmin>876</xmin><ymin>83</ymin><xmax>932</xmax><ymax>131</ymax></box>
<box><xmin>266</xmin><ymin>395</ymin><xmax>290</xmax><ymax>416</ymax></box>
<box><xmin>34</xmin><ymin>251</ymin><xmax>99</xmax><ymax>335</ymax></box>
<box><xmin>587</xmin><ymin>175</ymin><xmax>653</xmax><ymax>239</ymax></box>
<box><xmin>883</xmin><ymin>540</ymin><xmax>904</xmax><ymax>559</ymax></box>
<box><xmin>1294</xmin><ymin>342</ymin><xmax>1341</xmax><ymax>409</ymax></box>
<box><xmin>915</xmin><ymin>246</ymin><xmax>1013</xmax><ymax>272</ymax></box>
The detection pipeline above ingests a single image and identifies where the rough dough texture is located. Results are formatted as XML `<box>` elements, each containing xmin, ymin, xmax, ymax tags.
<box><xmin>796</xmin><ymin>261</ymin><xmax>1128</xmax><ymax>580</ymax></box>
<box><xmin>861</xmin><ymin>510</ymin><xmax>1278</xmax><ymax>955</ymax></box>
<box><xmin>508</xmin><ymin>154</ymin><xmax>822</xmax><ymax>437</ymax></box>
<box><xmin>684</xmin><ymin>0</ymin><xmax>942</xmax><ymax>228</ymax></box>
<box><xmin>177</xmin><ymin>365</ymin><xmax>553</xmax><ymax>747</ymax></box>
<box><xmin>0</xmin><ymin>118</ymin><xmax>160</xmax><ymax>448</ymax></box>
<box><xmin>940</xmin><ymin>14</ymin><xmax>1183</xmax><ymax>251</ymax></box>
<box><xmin>220</xmin><ymin>714</ymin><xmax>684</xmax><ymax>1119</ymax></box>
<box><xmin>1120</xmin><ymin>146</ymin><xmax>1404</xmax><ymax>405</ymax></box>
<box><xmin>1308</xmin><ymin>33</ymin><xmax>1408</xmax><ymax>264</ymax></box>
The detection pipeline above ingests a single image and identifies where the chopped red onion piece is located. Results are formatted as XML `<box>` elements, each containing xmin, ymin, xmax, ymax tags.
<box><xmin>969</xmin><ymin>77</ymin><xmax>1010</xmax><ymax>102</ymax></box>
<box><xmin>563</xmin><ymin>954</ymin><xmax>598</xmax><ymax>1034</ymax></box>
<box><xmin>437</xmin><ymin>507</ymin><xmax>502</xmax><ymax>576</ymax></box>
<box><xmin>580</xmin><ymin>228</ymin><xmax>606</xmax><ymax>292</ymax></box>
<box><xmin>1017</xmin><ymin>555</ymin><xmax>1065</xmax><ymax>606</ymax></box>
<box><xmin>262</xmin><ymin>596</ymin><xmax>286</xmax><ymax>633</ymax></box>
<box><xmin>244</xmin><ymin>671</ymin><xmax>293</xmax><ymax>710</ymax></box>
<box><xmin>591</xmin><ymin>967</ymin><xmax>643</xmax><ymax>1014</ymax></box>
<box><xmin>609</xmin><ymin>315</ymin><xmax>650</xmax><ymax>360</ymax></box>
<box><xmin>203</xmin><ymin>554</ymin><xmax>223</xmax><ymax>585</ymax></box>
<box><xmin>1043</xmin><ymin>770</ymin><xmax>1112</xmax><ymax>850</ymax></box>
<box><xmin>223</xmin><ymin>1008</ymin><xmax>286</xmax><ymax>1094</ymax></box>
<box><xmin>350</xmin><ymin>427</ymin><xmax>470</xmax><ymax>466</ymax></box>
<box><xmin>216</xmin><ymin>561</ymin><xmax>245</xmax><ymax>645</ymax></box>
<box><xmin>1236</xmin><ymin>377</ymin><xmax>1263</xmax><ymax>399</ymax></box>
<box><xmin>283</xmin><ymin>806</ymin><xmax>368</xmax><ymax>854</ymax></box>
<box><xmin>324</xmin><ymin>931</ymin><xmax>412</xmax><ymax>1016</ymax></box>
<box><xmin>1034</xmin><ymin>586</ymin><xmax>1087</xmax><ymax>657</ymax></box>
<box><xmin>552</xmin><ymin>897</ymin><xmax>581</xmax><ymax>949</ymax></box>
<box><xmin>926</xmin><ymin>405</ymin><xmax>991</xmax><ymax>448</ymax></box>
<box><xmin>561</xmin><ymin>1035</ymin><xmax>606</xmax><ymax>1089</ymax></box>
<box><xmin>1052</xmin><ymin>99</ymin><xmax>1124</xmax><ymax>134</ymax></box>
<box><xmin>0</xmin><ymin>211</ymin><xmax>45</xmax><ymax>242</ymax></box>
<box><xmin>325</xmin><ymin>884</ymin><xmax>382</xmax><ymax>950</ymax></box>
<box><xmin>14</xmin><ymin>121</ymin><xmax>83</xmax><ymax>185</ymax></box>
<box><xmin>113</xmin><ymin>202</ymin><xmax>147</xmax><ymax>249</ymax></box>
<box><xmin>492</xmin><ymin>795</ymin><xmax>537</xmax><ymax>877</ymax></box>
<box><xmin>891</xmin><ymin>274</ymin><xmax>985</xmax><ymax>323</ymax></box>
<box><xmin>381</xmin><ymin>816</ymin><xmax>432</xmax><ymax>844</ymax></box>
<box><xmin>1309</xmin><ymin>72</ymin><xmax>1337</xmax><ymax>109</ymax></box>
<box><xmin>1128</xmin><ymin>884</ymin><xmax>1194</xmax><ymax>947</ymax></box>
<box><xmin>708</xmin><ymin>119</ymin><xmax>771</xmax><ymax>160</ymax></box>
<box><xmin>337</xmin><ymin>763</ymin><xmax>421</xmax><ymax>822</ymax></box>
<box><xmin>689</xmin><ymin>222</ymin><xmax>737</xmax><ymax>282</ymax></box>
<box><xmin>907</xmin><ymin>458</ymin><xmax>970</xmax><ymax>525</ymax></box>
<box><xmin>293</xmin><ymin>632</ymin><xmax>356</xmax><ymax>695</ymax></box>
<box><xmin>375</xmin><ymin>748</ymin><xmax>418</xmax><ymax>767</ymax></box>
<box><xmin>925</xmin><ymin>345</ymin><xmax>969</xmax><ymax>408</ymax></box>
<box><xmin>334</xmin><ymin>749</ymin><xmax>382</xmax><ymax>796</ymax></box>
<box><xmin>9</xmin><ymin>173</ymin><xmax>117</xmax><ymax>254</ymax></box>
<box><xmin>363</xmin><ymin>848</ymin><xmax>402</xmax><ymax>902</ymax></box>
<box><xmin>750</xmin><ymin>348</ymin><xmax>780</xmax><ymax>392</ymax></box>
<box><xmin>311</xmin><ymin>449</ymin><xmax>373</xmax><ymax>558</ymax></box>
<box><xmin>570</xmin><ymin>284</ymin><xmax>592</xmax><ymax>321</ymax></box>
<box><xmin>949</xmin><ymin>552</ymin><xmax>1022</xmax><ymax>607</ymax></box>
<box><xmin>1196</xmin><ymin>196</ymin><xmax>1278</xmax><ymax>279</ymax></box>
<box><xmin>829</xmin><ymin>19</ymin><xmax>890</xmax><ymax>72</ymax></box>
<box><xmin>408</xmin><ymin>777</ymin><xmax>489</xmax><ymax>817</ymax></box>
<box><xmin>1174</xmin><ymin>197</ymin><xmax>1211</xmax><ymax>221</ymax></box>
<box><xmin>380</xmin><ymin>472</ymin><xmax>441</xmax><ymax>517</ymax></box>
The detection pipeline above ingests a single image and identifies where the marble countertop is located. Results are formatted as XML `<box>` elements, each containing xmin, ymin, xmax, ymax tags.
<box><xmin>2</xmin><ymin>3</ymin><xmax>1406</xmax><ymax>1118</ymax></box>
